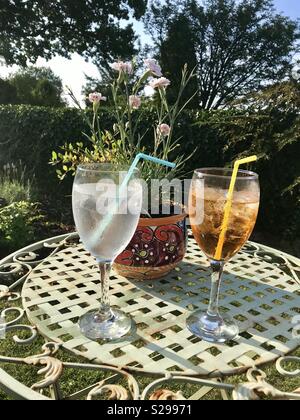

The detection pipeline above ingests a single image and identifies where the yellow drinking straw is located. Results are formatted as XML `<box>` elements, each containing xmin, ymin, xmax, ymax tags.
<box><xmin>214</xmin><ymin>155</ymin><xmax>258</xmax><ymax>261</ymax></box>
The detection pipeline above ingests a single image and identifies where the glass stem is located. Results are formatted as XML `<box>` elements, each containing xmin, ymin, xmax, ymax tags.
<box><xmin>207</xmin><ymin>259</ymin><xmax>225</xmax><ymax>317</ymax></box>
<box><xmin>98</xmin><ymin>262</ymin><xmax>112</xmax><ymax>320</ymax></box>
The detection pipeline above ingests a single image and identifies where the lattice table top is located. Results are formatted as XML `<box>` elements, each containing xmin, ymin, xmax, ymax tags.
<box><xmin>22</xmin><ymin>234</ymin><xmax>300</xmax><ymax>378</ymax></box>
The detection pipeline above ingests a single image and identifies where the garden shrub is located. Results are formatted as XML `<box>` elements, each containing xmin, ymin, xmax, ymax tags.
<box><xmin>217</xmin><ymin>82</ymin><xmax>300</xmax><ymax>239</ymax></box>
<box><xmin>0</xmin><ymin>106</ymin><xmax>88</xmax><ymax>199</ymax></box>
<box><xmin>0</xmin><ymin>202</ymin><xmax>45</xmax><ymax>254</ymax></box>
<box><xmin>0</xmin><ymin>161</ymin><xmax>35</xmax><ymax>204</ymax></box>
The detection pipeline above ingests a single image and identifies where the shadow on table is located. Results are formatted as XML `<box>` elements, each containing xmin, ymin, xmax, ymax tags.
<box><xmin>125</xmin><ymin>256</ymin><xmax>300</xmax><ymax>360</ymax></box>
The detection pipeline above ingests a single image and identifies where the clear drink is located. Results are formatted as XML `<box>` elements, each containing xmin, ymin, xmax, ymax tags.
<box><xmin>73</xmin><ymin>182</ymin><xmax>142</xmax><ymax>262</ymax></box>
<box><xmin>72</xmin><ymin>164</ymin><xmax>142</xmax><ymax>341</ymax></box>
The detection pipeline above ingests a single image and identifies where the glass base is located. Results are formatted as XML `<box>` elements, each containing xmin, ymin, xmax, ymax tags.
<box><xmin>79</xmin><ymin>308</ymin><xmax>133</xmax><ymax>341</ymax></box>
<box><xmin>187</xmin><ymin>310</ymin><xmax>239</xmax><ymax>344</ymax></box>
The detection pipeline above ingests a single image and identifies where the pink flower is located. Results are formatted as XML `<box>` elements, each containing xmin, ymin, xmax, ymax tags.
<box><xmin>88</xmin><ymin>92</ymin><xmax>107</xmax><ymax>104</ymax></box>
<box><xmin>110</xmin><ymin>61</ymin><xmax>133</xmax><ymax>74</ymax></box>
<box><xmin>157</xmin><ymin>123</ymin><xmax>171</xmax><ymax>136</ymax></box>
<box><xmin>144</xmin><ymin>58</ymin><xmax>162</xmax><ymax>77</ymax></box>
<box><xmin>129</xmin><ymin>95</ymin><xmax>142</xmax><ymax>109</ymax></box>
<box><xmin>149</xmin><ymin>77</ymin><xmax>171</xmax><ymax>89</ymax></box>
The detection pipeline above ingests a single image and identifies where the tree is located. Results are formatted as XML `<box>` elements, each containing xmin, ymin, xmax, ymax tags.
<box><xmin>0</xmin><ymin>78</ymin><xmax>18</xmax><ymax>105</ymax></box>
<box><xmin>0</xmin><ymin>0</ymin><xmax>147</xmax><ymax>69</ymax></box>
<box><xmin>144</xmin><ymin>0</ymin><xmax>179</xmax><ymax>49</ymax></box>
<box><xmin>145</xmin><ymin>0</ymin><xmax>300</xmax><ymax>109</ymax></box>
<box><xmin>7</xmin><ymin>67</ymin><xmax>66</xmax><ymax>107</ymax></box>
<box><xmin>160</xmin><ymin>14</ymin><xmax>199</xmax><ymax>107</ymax></box>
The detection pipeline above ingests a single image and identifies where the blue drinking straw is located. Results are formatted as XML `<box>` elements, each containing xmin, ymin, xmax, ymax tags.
<box><xmin>91</xmin><ymin>153</ymin><xmax>176</xmax><ymax>246</ymax></box>
<box><xmin>121</xmin><ymin>153</ymin><xmax>176</xmax><ymax>189</ymax></box>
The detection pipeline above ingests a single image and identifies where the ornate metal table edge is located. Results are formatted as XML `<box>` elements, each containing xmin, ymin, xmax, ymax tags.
<box><xmin>0</xmin><ymin>339</ymin><xmax>299</xmax><ymax>400</ymax></box>
<box><xmin>0</xmin><ymin>234</ymin><xmax>299</xmax><ymax>400</ymax></box>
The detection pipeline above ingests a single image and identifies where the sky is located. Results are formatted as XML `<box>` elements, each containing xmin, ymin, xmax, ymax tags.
<box><xmin>0</xmin><ymin>0</ymin><xmax>299</xmax><ymax>104</ymax></box>
<box><xmin>274</xmin><ymin>0</ymin><xmax>300</xmax><ymax>19</ymax></box>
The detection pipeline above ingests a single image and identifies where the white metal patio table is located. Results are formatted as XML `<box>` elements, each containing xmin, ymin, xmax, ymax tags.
<box><xmin>0</xmin><ymin>232</ymin><xmax>299</xmax><ymax>400</ymax></box>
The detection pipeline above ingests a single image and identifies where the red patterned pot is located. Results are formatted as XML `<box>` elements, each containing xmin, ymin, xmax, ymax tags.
<box><xmin>114</xmin><ymin>213</ymin><xmax>187</xmax><ymax>280</ymax></box>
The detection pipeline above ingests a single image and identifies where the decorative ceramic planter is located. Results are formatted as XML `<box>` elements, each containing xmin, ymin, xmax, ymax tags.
<box><xmin>114</xmin><ymin>213</ymin><xmax>187</xmax><ymax>280</ymax></box>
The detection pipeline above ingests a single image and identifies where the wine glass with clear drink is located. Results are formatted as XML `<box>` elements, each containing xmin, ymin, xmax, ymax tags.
<box><xmin>72</xmin><ymin>163</ymin><xmax>143</xmax><ymax>341</ymax></box>
<box><xmin>188</xmin><ymin>168</ymin><xmax>260</xmax><ymax>343</ymax></box>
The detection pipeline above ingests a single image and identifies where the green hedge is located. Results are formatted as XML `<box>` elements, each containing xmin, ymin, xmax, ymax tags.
<box><xmin>0</xmin><ymin>106</ymin><xmax>87</xmax><ymax>198</ymax></box>
<box><xmin>0</xmin><ymin>83</ymin><xmax>299</xmax><ymax>239</ymax></box>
